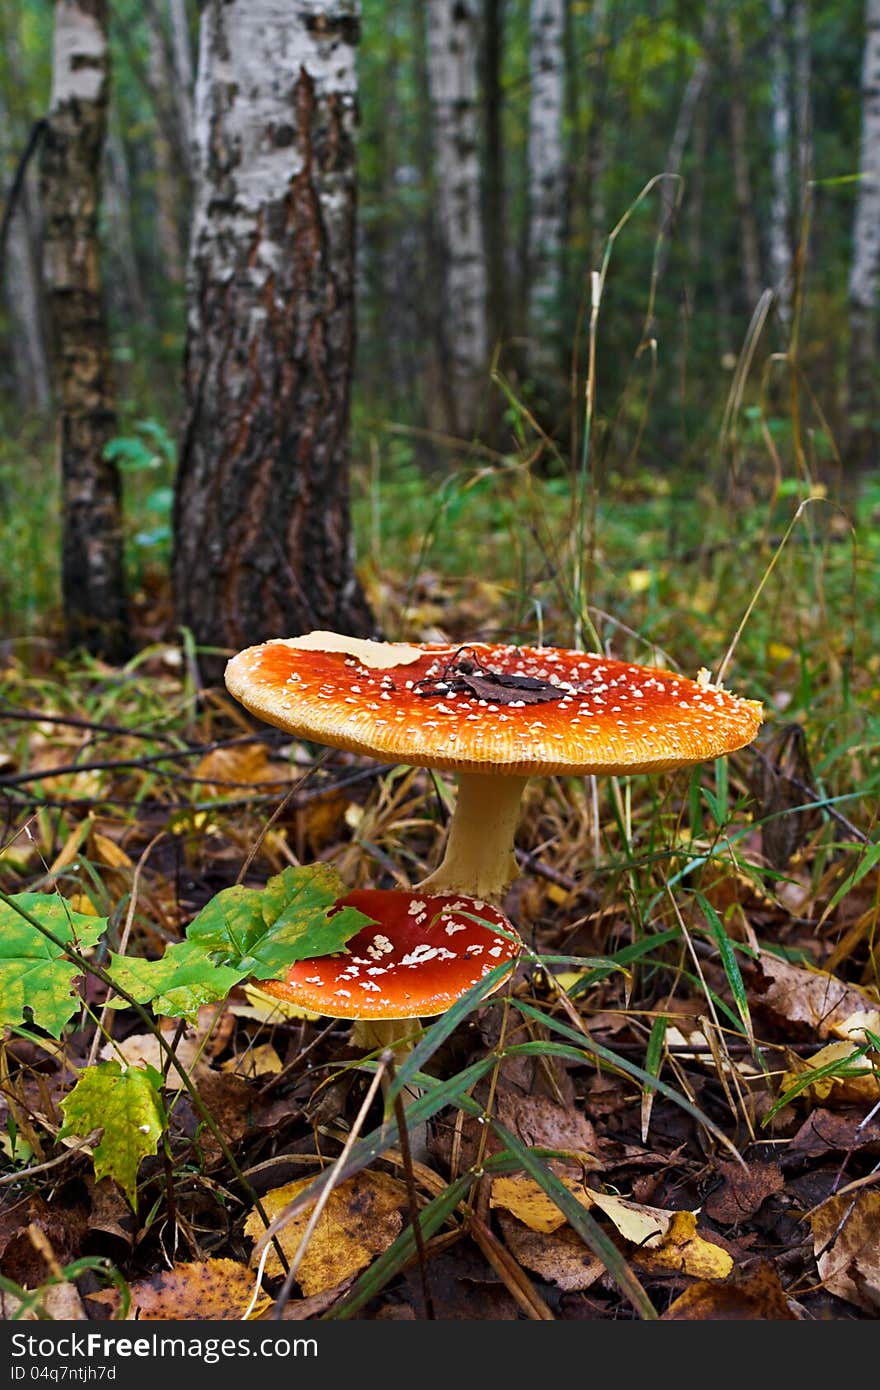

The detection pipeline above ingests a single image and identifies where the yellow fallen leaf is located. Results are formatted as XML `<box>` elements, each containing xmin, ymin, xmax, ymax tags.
<box><xmin>782</xmin><ymin>1039</ymin><xmax>880</xmax><ymax>1107</ymax></box>
<box><xmin>589</xmin><ymin>1191</ymin><xmax>670</xmax><ymax>1246</ymax></box>
<box><xmin>91</xmin><ymin>832</ymin><xmax>133</xmax><ymax>871</ymax></box>
<box><xmin>67</xmin><ymin>893</ymin><xmax>100</xmax><ymax>917</ymax></box>
<box><xmin>633</xmin><ymin>1210</ymin><xmax>733</xmax><ymax>1280</ymax></box>
<box><xmin>489</xmin><ymin>1174</ymin><xmax>591</xmax><ymax>1234</ymax></box>
<box><xmin>91</xmin><ymin>1259</ymin><xmax>268</xmax><ymax>1320</ymax></box>
<box><xmin>222</xmin><ymin>1042</ymin><xmax>283</xmax><ymax>1079</ymax></box>
<box><xmin>245</xmin><ymin>1170</ymin><xmax>408</xmax><ymax>1295</ymax></box>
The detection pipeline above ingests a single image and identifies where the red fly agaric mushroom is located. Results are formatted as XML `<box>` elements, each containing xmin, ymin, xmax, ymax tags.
<box><xmin>225</xmin><ymin>632</ymin><xmax>763</xmax><ymax>901</ymax></box>
<box><xmin>258</xmin><ymin>886</ymin><xmax>522</xmax><ymax>1053</ymax></box>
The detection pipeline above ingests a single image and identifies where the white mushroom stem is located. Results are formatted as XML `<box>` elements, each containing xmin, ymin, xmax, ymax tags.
<box><xmin>418</xmin><ymin>772</ymin><xmax>529</xmax><ymax>902</ymax></box>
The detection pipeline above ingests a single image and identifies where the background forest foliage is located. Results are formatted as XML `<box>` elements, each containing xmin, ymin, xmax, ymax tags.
<box><xmin>0</xmin><ymin>0</ymin><xmax>876</xmax><ymax>638</ymax></box>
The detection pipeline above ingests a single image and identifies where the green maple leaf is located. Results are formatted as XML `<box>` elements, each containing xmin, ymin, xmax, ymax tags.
<box><xmin>107</xmin><ymin>939</ymin><xmax>244</xmax><ymax>1021</ymax></box>
<box><xmin>59</xmin><ymin>1061</ymin><xmax>165</xmax><ymax>1209</ymax></box>
<box><xmin>103</xmin><ymin>864</ymin><xmax>375</xmax><ymax>1019</ymax></box>
<box><xmin>186</xmin><ymin>863</ymin><xmax>374</xmax><ymax>981</ymax></box>
<box><xmin>0</xmin><ymin>893</ymin><xmax>108</xmax><ymax>1037</ymax></box>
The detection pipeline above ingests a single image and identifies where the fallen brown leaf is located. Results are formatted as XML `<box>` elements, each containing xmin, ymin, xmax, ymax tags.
<box><xmin>663</xmin><ymin>1260</ymin><xmax>799</xmax><ymax>1320</ymax></box>
<box><xmin>703</xmin><ymin>1159</ymin><xmax>784</xmax><ymax>1224</ymax></box>
<box><xmin>495</xmin><ymin>1210</ymin><xmax>605</xmax><ymax>1292</ymax></box>
<box><xmin>810</xmin><ymin>1190</ymin><xmax>880</xmax><ymax>1313</ymax></box>
<box><xmin>749</xmin><ymin>952</ymin><xmax>880</xmax><ymax>1040</ymax></box>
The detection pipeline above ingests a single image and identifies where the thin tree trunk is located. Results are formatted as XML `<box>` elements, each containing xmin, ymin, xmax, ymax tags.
<box><xmin>426</xmin><ymin>0</ymin><xmax>488</xmax><ymax>436</ymax></box>
<box><xmin>793</xmin><ymin>0</ymin><xmax>812</xmax><ymax>215</ymax></box>
<box><xmin>166</xmin><ymin>0</ymin><xmax>194</xmax><ymax>167</ymax></box>
<box><xmin>0</xmin><ymin>87</ymin><xmax>52</xmax><ymax>413</ymax></box>
<box><xmin>40</xmin><ymin>0</ymin><xmax>129</xmax><ymax>661</ymax></box>
<box><xmin>848</xmin><ymin>0</ymin><xmax>880</xmax><ymax>465</ymax></box>
<box><xmin>526</xmin><ymin>0</ymin><xmax>566</xmax><ymax>387</ymax></box>
<box><xmin>768</xmin><ymin>0</ymin><xmax>793</xmax><ymax>325</ymax></box>
<box><xmin>104</xmin><ymin>120</ymin><xmax>148</xmax><ymax>320</ymax></box>
<box><xmin>484</xmin><ymin>0</ymin><xmax>506</xmax><ymax>356</ymax></box>
<box><xmin>173</xmin><ymin>0</ymin><xmax>372</xmax><ymax>675</ymax></box>
<box><xmin>727</xmin><ymin>12</ymin><xmax>763</xmax><ymax>309</ymax></box>
<box><xmin>651</xmin><ymin>7</ymin><xmax>718</xmax><ymax>318</ymax></box>
<box><xmin>585</xmin><ymin>0</ymin><xmax>610</xmax><ymax>267</ymax></box>
<box><xmin>147</xmin><ymin>3</ymin><xmax>184</xmax><ymax>283</ymax></box>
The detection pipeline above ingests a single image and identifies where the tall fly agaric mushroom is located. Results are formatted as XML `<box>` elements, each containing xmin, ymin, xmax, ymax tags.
<box><xmin>225</xmin><ymin>632</ymin><xmax>763</xmax><ymax>902</ymax></box>
<box><xmin>258</xmin><ymin>887</ymin><xmax>522</xmax><ymax>1054</ymax></box>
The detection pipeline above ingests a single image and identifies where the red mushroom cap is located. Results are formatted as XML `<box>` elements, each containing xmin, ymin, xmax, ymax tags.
<box><xmin>258</xmin><ymin>888</ymin><xmax>522</xmax><ymax>1020</ymax></box>
<box><xmin>225</xmin><ymin>632</ymin><xmax>762</xmax><ymax>777</ymax></box>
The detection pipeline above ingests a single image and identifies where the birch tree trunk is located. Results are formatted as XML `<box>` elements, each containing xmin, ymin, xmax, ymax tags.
<box><xmin>426</xmin><ymin>0</ymin><xmax>488</xmax><ymax>436</ymax></box>
<box><xmin>41</xmin><ymin>0</ymin><xmax>129</xmax><ymax>661</ymax></box>
<box><xmin>848</xmin><ymin>0</ymin><xmax>880</xmax><ymax>464</ymax></box>
<box><xmin>768</xmin><ymin>0</ymin><xmax>793</xmax><ymax>325</ymax></box>
<box><xmin>173</xmin><ymin>0</ymin><xmax>372</xmax><ymax>672</ymax></box>
<box><xmin>526</xmin><ymin>0</ymin><xmax>566</xmax><ymax>387</ymax></box>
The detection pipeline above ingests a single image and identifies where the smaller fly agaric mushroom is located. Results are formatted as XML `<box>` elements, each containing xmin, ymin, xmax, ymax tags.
<box><xmin>225</xmin><ymin>632</ymin><xmax>763</xmax><ymax>902</ymax></box>
<box><xmin>258</xmin><ymin>887</ymin><xmax>522</xmax><ymax>1054</ymax></box>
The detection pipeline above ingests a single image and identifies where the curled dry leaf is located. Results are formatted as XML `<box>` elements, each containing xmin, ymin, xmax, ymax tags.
<box><xmin>663</xmin><ymin>1260</ymin><xmax>799</xmax><ymax>1320</ymax></box>
<box><xmin>749</xmin><ymin>952</ymin><xmax>880</xmax><ymax>1041</ymax></box>
<box><xmin>810</xmin><ymin>1190</ymin><xmax>880</xmax><ymax>1314</ymax></box>
<box><xmin>244</xmin><ymin>1170</ymin><xmax>408</xmax><ymax>1296</ymax></box>
<box><xmin>92</xmin><ymin>1259</ymin><xmax>269</xmax><ymax>1320</ymax></box>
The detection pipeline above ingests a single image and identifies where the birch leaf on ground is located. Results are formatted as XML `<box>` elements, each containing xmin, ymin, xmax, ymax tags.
<box><xmin>244</xmin><ymin>1171</ymin><xmax>408</xmax><ymax>1295</ymax></box>
<box><xmin>0</xmin><ymin>893</ymin><xmax>107</xmax><ymax>1036</ymax></box>
<box><xmin>495</xmin><ymin>1210</ymin><xmax>606</xmax><ymax>1292</ymax></box>
<box><xmin>59</xmin><ymin>1062</ymin><xmax>165</xmax><ymax>1209</ymax></box>
<box><xmin>781</xmin><ymin>1039</ymin><xmax>880</xmax><ymax>1108</ymax></box>
<box><xmin>810</xmin><ymin>1190</ymin><xmax>880</xmax><ymax>1313</ymax></box>
<box><xmin>489</xmin><ymin>1173</ymin><xmax>593</xmax><ymax>1234</ymax></box>
<box><xmin>663</xmin><ymin>1260</ymin><xmax>798</xmax><ymax>1320</ymax></box>
<box><xmin>91</xmin><ymin>1259</ymin><xmax>269</xmax><ymax>1320</ymax></box>
<box><xmin>630</xmin><ymin>1210</ymin><xmax>734</xmax><ymax>1280</ymax></box>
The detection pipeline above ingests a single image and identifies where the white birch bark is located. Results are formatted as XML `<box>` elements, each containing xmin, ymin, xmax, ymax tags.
<box><xmin>426</xmin><ymin>0</ymin><xmax>488</xmax><ymax>435</ymax></box>
<box><xmin>768</xmin><ymin>0</ymin><xmax>793</xmax><ymax>324</ymax></box>
<box><xmin>848</xmin><ymin>0</ymin><xmax>880</xmax><ymax>449</ymax></box>
<box><xmin>526</xmin><ymin>0</ymin><xmax>566</xmax><ymax>383</ymax></box>
<box><xmin>174</xmin><ymin>0</ymin><xmax>371</xmax><ymax>663</ymax></box>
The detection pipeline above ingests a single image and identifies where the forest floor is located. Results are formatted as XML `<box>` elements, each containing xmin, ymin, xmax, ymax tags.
<box><xmin>1</xmin><ymin>474</ymin><xmax>879</xmax><ymax>1323</ymax></box>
